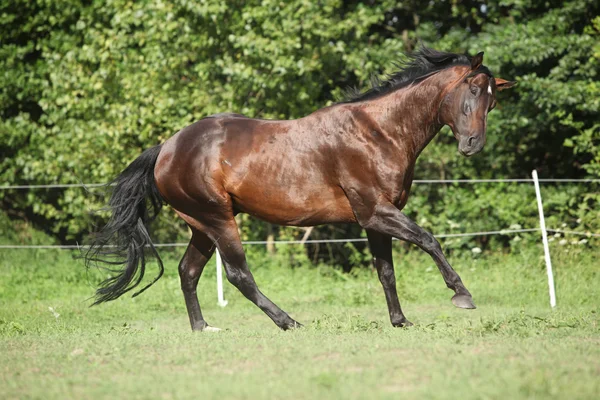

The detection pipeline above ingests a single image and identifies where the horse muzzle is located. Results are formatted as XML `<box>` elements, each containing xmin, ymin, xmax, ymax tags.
<box><xmin>458</xmin><ymin>134</ymin><xmax>485</xmax><ymax>157</ymax></box>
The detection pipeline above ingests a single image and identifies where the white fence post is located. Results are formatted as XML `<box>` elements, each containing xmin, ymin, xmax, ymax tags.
<box><xmin>532</xmin><ymin>170</ymin><xmax>557</xmax><ymax>308</ymax></box>
<box><xmin>215</xmin><ymin>250</ymin><xmax>228</xmax><ymax>307</ymax></box>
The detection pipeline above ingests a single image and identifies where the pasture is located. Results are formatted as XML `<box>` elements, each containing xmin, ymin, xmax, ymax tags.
<box><xmin>1</xmin><ymin>242</ymin><xmax>598</xmax><ymax>399</ymax></box>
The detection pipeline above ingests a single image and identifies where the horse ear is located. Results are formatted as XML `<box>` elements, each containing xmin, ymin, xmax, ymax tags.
<box><xmin>471</xmin><ymin>52</ymin><xmax>484</xmax><ymax>70</ymax></box>
<box><xmin>495</xmin><ymin>78</ymin><xmax>517</xmax><ymax>91</ymax></box>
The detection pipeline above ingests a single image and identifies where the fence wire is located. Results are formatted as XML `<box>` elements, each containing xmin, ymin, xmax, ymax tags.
<box><xmin>546</xmin><ymin>229</ymin><xmax>600</xmax><ymax>238</ymax></box>
<box><xmin>0</xmin><ymin>178</ymin><xmax>598</xmax><ymax>249</ymax></box>
<box><xmin>5</xmin><ymin>227</ymin><xmax>598</xmax><ymax>250</ymax></box>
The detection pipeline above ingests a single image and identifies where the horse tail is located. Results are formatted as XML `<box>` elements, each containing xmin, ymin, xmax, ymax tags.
<box><xmin>85</xmin><ymin>145</ymin><xmax>164</xmax><ymax>305</ymax></box>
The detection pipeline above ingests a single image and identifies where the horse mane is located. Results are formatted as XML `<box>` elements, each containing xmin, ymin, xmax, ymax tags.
<box><xmin>340</xmin><ymin>47</ymin><xmax>492</xmax><ymax>103</ymax></box>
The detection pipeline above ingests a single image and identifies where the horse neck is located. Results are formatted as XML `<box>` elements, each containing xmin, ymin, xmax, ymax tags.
<box><xmin>363</xmin><ymin>67</ymin><xmax>466</xmax><ymax>157</ymax></box>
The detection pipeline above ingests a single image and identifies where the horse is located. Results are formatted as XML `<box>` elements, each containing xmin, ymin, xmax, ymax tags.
<box><xmin>85</xmin><ymin>48</ymin><xmax>516</xmax><ymax>331</ymax></box>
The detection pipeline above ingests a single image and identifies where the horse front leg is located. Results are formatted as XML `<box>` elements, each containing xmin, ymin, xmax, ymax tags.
<box><xmin>366</xmin><ymin>230</ymin><xmax>413</xmax><ymax>327</ymax></box>
<box><xmin>360</xmin><ymin>202</ymin><xmax>476</xmax><ymax>309</ymax></box>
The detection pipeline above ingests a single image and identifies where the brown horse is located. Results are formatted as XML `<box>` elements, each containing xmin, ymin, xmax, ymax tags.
<box><xmin>86</xmin><ymin>48</ymin><xmax>516</xmax><ymax>331</ymax></box>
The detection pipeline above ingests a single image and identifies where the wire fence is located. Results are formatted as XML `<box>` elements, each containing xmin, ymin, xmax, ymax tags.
<box><xmin>0</xmin><ymin>227</ymin><xmax>551</xmax><ymax>249</ymax></box>
<box><xmin>0</xmin><ymin>177</ymin><xmax>598</xmax><ymax>249</ymax></box>
<box><xmin>0</xmin><ymin>227</ymin><xmax>597</xmax><ymax>250</ymax></box>
<box><xmin>2</xmin><ymin>173</ymin><xmax>598</xmax><ymax>308</ymax></box>
<box><xmin>546</xmin><ymin>229</ymin><xmax>600</xmax><ymax>238</ymax></box>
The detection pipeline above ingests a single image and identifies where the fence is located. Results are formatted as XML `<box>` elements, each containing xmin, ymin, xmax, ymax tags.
<box><xmin>1</xmin><ymin>171</ymin><xmax>599</xmax><ymax>308</ymax></box>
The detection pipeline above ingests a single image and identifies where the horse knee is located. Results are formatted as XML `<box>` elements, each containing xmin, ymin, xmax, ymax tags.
<box><xmin>408</xmin><ymin>225</ymin><xmax>440</xmax><ymax>252</ymax></box>
<box><xmin>424</xmin><ymin>234</ymin><xmax>442</xmax><ymax>253</ymax></box>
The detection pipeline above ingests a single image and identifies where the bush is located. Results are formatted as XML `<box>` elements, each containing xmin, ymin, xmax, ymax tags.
<box><xmin>1</xmin><ymin>0</ymin><xmax>598</xmax><ymax>268</ymax></box>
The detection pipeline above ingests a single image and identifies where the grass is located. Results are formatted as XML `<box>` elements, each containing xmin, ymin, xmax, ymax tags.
<box><xmin>0</xmin><ymin>240</ymin><xmax>599</xmax><ymax>399</ymax></box>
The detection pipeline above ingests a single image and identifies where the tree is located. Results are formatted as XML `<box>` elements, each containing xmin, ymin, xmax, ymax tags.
<box><xmin>1</xmin><ymin>0</ymin><xmax>598</xmax><ymax>267</ymax></box>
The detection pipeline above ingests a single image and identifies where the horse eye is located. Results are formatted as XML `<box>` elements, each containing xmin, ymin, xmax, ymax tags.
<box><xmin>470</xmin><ymin>86</ymin><xmax>479</xmax><ymax>96</ymax></box>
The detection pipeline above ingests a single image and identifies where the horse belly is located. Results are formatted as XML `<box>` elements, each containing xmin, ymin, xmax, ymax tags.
<box><xmin>230</xmin><ymin>183</ymin><xmax>356</xmax><ymax>226</ymax></box>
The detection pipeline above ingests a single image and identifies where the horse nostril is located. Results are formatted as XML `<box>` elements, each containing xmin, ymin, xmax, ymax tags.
<box><xmin>467</xmin><ymin>136</ymin><xmax>475</xmax><ymax>148</ymax></box>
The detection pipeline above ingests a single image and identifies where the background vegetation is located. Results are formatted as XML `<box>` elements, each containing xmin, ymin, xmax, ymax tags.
<box><xmin>1</xmin><ymin>0</ymin><xmax>599</xmax><ymax>269</ymax></box>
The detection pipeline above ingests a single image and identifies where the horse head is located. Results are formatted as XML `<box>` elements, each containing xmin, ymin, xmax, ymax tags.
<box><xmin>439</xmin><ymin>52</ymin><xmax>516</xmax><ymax>157</ymax></box>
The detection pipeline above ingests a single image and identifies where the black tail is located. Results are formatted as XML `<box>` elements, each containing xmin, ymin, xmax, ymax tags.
<box><xmin>85</xmin><ymin>145</ymin><xmax>164</xmax><ymax>305</ymax></box>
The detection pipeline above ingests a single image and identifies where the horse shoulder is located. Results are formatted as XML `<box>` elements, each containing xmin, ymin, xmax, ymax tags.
<box><xmin>329</xmin><ymin>106</ymin><xmax>415</xmax><ymax>207</ymax></box>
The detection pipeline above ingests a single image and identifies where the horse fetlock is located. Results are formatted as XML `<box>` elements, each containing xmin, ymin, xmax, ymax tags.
<box><xmin>202</xmin><ymin>326</ymin><xmax>222</xmax><ymax>332</ymax></box>
<box><xmin>190</xmin><ymin>320</ymin><xmax>209</xmax><ymax>331</ymax></box>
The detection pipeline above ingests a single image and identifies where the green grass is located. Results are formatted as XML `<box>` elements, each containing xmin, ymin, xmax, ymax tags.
<box><xmin>1</xmin><ymin>242</ymin><xmax>599</xmax><ymax>399</ymax></box>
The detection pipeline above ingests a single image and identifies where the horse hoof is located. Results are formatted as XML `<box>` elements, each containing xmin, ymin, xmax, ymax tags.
<box><xmin>452</xmin><ymin>294</ymin><xmax>476</xmax><ymax>309</ymax></box>
<box><xmin>285</xmin><ymin>321</ymin><xmax>304</xmax><ymax>330</ymax></box>
<box><xmin>393</xmin><ymin>319</ymin><xmax>413</xmax><ymax>328</ymax></box>
<box><xmin>203</xmin><ymin>326</ymin><xmax>222</xmax><ymax>332</ymax></box>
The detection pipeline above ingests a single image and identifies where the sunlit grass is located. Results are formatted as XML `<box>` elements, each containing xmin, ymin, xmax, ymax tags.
<box><xmin>1</xmin><ymin>243</ymin><xmax>598</xmax><ymax>399</ymax></box>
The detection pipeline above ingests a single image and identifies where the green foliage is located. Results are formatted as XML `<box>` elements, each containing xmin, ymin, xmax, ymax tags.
<box><xmin>411</xmin><ymin>0</ymin><xmax>600</xmax><ymax>242</ymax></box>
<box><xmin>1</xmin><ymin>0</ymin><xmax>598</xmax><ymax>267</ymax></box>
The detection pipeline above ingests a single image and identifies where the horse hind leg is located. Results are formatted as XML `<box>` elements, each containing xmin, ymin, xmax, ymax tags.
<box><xmin>178</xmin><ymin>226</ymin><xmax>220</xmax><ymax>331</ymax></box>
<box><xmin>208</xmin><ymin>216</ymin><xmax>302</xmax><ymax>330</ymax></box>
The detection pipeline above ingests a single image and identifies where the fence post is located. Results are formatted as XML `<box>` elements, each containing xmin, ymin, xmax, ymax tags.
<box><xmin>216</xmin><ymin>250</ymin><xmax>228</xmax><ymax>307</ymax></box>
<box><xmin>532</xmin><ymin>170</ymin><xmax>557</xmax><ymax>308</ymax></box>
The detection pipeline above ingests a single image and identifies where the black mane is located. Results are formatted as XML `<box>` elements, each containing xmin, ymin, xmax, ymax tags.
<box><xmin>340</xmin><ymin>47</ymin><xmax>492</xmax><ymax>103</ymax></box>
